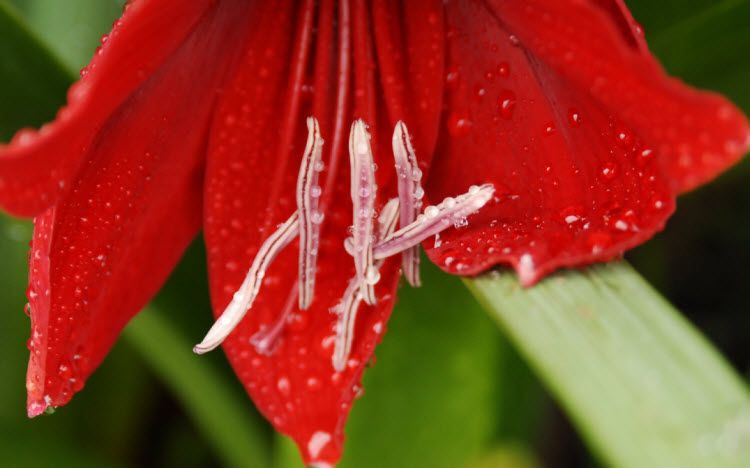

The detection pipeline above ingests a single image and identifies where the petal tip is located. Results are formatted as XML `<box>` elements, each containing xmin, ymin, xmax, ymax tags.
<box><xmin>26</xmin><ymin>400</ymin><xmax>48</xmax><ymax>418</ymax></box>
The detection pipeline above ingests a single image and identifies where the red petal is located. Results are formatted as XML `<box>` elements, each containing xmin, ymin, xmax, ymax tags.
<box><xmin>0</xmin><ymin>0</ymin><xmax>216</xmax><ymax>217</ymax></box>
<box><xmin>423</xmin><ymin>0</ymin><xmax>667</xmax><ymax>285</ymax></box>
<box><xmin>486</xmin><ymin>0</ymin><xmax>750</xmax><ymax>193</ymax></box>
<box><xmin>203</xmin><ymin>1</ymin><xmax>444</xmax><ymax>465</ymax></box>
<box><xmin>25</xmin><ymin>1</ymin><xmax>251</xmax><ymax>416</ymax></box>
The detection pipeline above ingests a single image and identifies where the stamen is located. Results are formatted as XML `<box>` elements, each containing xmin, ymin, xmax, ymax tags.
<box><xmin>332</xmin><ymin>198</ymin><xmax>400</xmax><ymax>372</ymax></box>
<box><xmin>392</xmin><ymin>122</ymin><xmax>423</xmax><ymax>287</ymax></box>
<box><xmin>373</xmin><ymin>184</ymin><xmax>496</xmax><ymax>260</ymax></box>
<box><xmin>343</xmin><ymin>198</ymin><xmax>399</xmax><ymax>257</ymax></box>
<box><xmin>193</xmin><ymin>213</ymin><xmax>300</xmax><ymax>354</ymax></box>
<box><xmin>297</xmin><ymin>117</ymin><xmax>325</xmax><ymax>310</ymax></box>
<box><xmin>250</xmin><ymin>284</ymin><xmax>299</xmax><ymax>355</ymax></box>
<box><xmin>331</xmin><ymin>279</ymin><xmax>363</xmax><ymax>372</ymax></box>
<box><xmin>348</xmin><ymin>120</ymin><xmax>378</xmax><ymax>305</ymax></box>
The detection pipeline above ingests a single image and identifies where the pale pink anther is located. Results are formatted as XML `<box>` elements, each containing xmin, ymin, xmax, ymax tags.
<box><xmin>332</xmin><ymin>199</ymin><xmax>400</xmax><ymax>371</ymax></box>
<box><xmin>374</xmin><ymin>184</ymin><xmax>496</xmax><ymax>260</ymax></box>
<box><xmin>297</xmin><ymin>117</ymin><xmax>325</xmax><ymax>310</ymax></box>
<box><xmin>348</xmin><ymin>120</ymin><xmax>378</xmax><ymax>305</ymax></box>
<box><xmin>392</xmin><ymin>121</ymin><xmax>423</xmax><ymax>287</ymax></box>
<box><xmin>193</xmin><ymin>213</ymin><xmax>299</xmax><ymax>354</ymax></box>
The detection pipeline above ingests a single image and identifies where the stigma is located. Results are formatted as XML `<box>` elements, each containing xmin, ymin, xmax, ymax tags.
<box><xmin>194</xmin><ymin>118</ymin><xmax>495</xmax><ymax>371</ymax></box>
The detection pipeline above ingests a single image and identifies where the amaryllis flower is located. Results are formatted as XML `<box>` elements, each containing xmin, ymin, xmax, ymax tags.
<box><xmin>0</xmin><ymin>0</ymin><xmax>747</xmax><ymax>466</ymax></box>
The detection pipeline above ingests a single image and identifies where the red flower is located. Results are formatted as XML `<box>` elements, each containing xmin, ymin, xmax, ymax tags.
<box><xmin>1</xmin><ymin>0</ymin><xmax>747</xmax><ymax>465</ymax></box>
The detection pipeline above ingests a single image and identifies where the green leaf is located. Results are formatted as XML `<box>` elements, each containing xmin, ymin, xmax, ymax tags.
<box><xmin>465</xmin><ymin>262</ymin><xmax>750</xmax><ymax>468</ymax></box>
<box><xmin>124</xmin><ymin>309</ymin><xmax>271</xmax><ymax>468</ymax></box>
<box><xmin>276</xmin><ymin>262</ymin><xmax>502</xmax><ymax>467</ymax></box>
<box><xmin>629</xmin><ymin>0</ymin><xmax>750</xmax><ymax>111</ymax></box>
<box><xmin>5</xmin><ymin>0</ymin><xmax>124</xmax><ymax>71</ymax></box>
<box><xmin>0</xmin><ymin>2</ymin><xmax>70</xmax><ymax>140</ymax></box>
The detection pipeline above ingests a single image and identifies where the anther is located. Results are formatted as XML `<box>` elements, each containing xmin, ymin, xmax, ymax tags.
<box><xmin>297</xmin><ymin>117</ymin><xmax>325</xmax><ymax>310</ymax></box>
<box><xmin>392</xmin><ymin>122</ymin><xmax>422</xmax><ymax>287</ymax></box>
<box><xmin>374</xmin><ymin>184</ymin><xmax>495</xmax><ymax>260</ymax></box>
<box><xmin>348</xmin><ymin>120</ymin><xmax>378</xmax><ymax>305</ymax></box>
<box><xmin>194</xmin><ymin>214</ymin><xmax>300</xmax><ymax>354</ymax></box>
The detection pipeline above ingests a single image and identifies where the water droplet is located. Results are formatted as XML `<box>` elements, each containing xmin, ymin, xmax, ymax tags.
<box><xmin>453</xmin><ymin>217</ymin><xmax>469</xmax><ymax>228</ymax></box>
<box><xmin>447</xmin><ymin>113</ymin><xmax>472</xmax><ymax>137</ymax></box>
<box><xmin>311</xmin><ymin>211</ymin><xmax>325</xmax><ymax>224</ymax></box>
<box><xmin>568</xmin><ymin>109</ymin><xmax>582</xmax><ymax>127</ymax></box>
<box><xmin>615</xmin><ymin>127</ymin><xmax>633</xmax><ymax>147</ymax></box>
<box><xmin>277</xmin><ymin>376</ymin><xmax>291</xmax><ymax>396</ymax></box>
<box><xmin>445</xmin><ymin>67</ymin><xmax>461</xmax><ymax>90</ymax></box>
<box><xmin>636</xmin><ymin>148</ymin><xmax>654</xmax><ymax>167</ymax></box>
<box><xmin>497</xmin><ymin>90</ymin><xmax>516</xmax><ymax>120</ymax></box>
<box><xmin>424</xmin><ymin>206</ymin><xmax>439</xmax><ymax>218</ymax></box>
<box><xmin>308</xmin><ymin>431</ymin><xmax>332</xmax><ymax>459</ymax></box>
<box><xmin>365</xmin><ymin>266</ymin><xmax>381</xmax><ymax>285</ymax></box>
<box><xmin>497</xmin><ymin>62</ymin><xmax>510</xmax><ymax>77</ymax></box>
<box><xmin>600</xmin><ymin>163</ymin><xmax>617</xmax><ymax>181</ymax></box>
<box><xmin>306</xmin><ymin>377</ymin><xmax>321</xmax><ymax>391</ymax></box>
<box><xmin>411</xmin><ymin>167</ymin><xmax>422</xmax><ymax>181</ymax></box>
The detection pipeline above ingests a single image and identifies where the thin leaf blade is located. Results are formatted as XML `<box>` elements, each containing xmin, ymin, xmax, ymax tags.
<box><xmin>466</xmin><ymin>262</ymin><xmax>750</xmax><ymax>468</ymax></box>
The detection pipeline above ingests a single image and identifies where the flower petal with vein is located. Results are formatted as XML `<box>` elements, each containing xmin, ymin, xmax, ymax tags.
<box><xmin>0</xmin><ymin>0</ymin><xmax>747</xmax><ymax>466</ymax></box>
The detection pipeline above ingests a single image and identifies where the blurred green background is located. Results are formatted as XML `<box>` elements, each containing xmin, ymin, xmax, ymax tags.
<box><xmin>0</xmin><ymin>1</ymin><xmax>748</xmax><ymax>467</ymax></box>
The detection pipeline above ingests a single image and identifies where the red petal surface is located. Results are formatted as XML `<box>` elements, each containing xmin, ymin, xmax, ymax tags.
<box><xmin>25</xmin><ymin>1</ymin><xmax>250</xmax><ymax>416</ymax></box>
<box><xmin>424</xmin><ymin>0</ymin><xmax>749</xmax><ymax>285</ymax></box>
<box><xmin>0</xmin><ymin>0</ymin><xmax>216</xmax><ymax>217</ymax></box>
<box><xmin>489</xmin><ymin>0</ymin><xmax>750</xmax><ymax>193</ymax></box>
<box><xmin>203</xmin><ymin>1</ymin><xmax>444</xmax><ymax>464</ymax></box>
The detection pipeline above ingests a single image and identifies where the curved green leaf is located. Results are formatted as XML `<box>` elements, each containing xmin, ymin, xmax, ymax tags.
<box><xmin>125</xmin><ymin>310</ymin><xmax>271</xmax><ymax>468</ymax></box>
<box><xmin>0</xmin><ymin>2</ymin><xmax>70</xmax><ymax>140</ymax></box>
<box><xmin>466</xmin><ymin>263</ymin><xmax>750</xmax><ymax>468</ymax></box>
